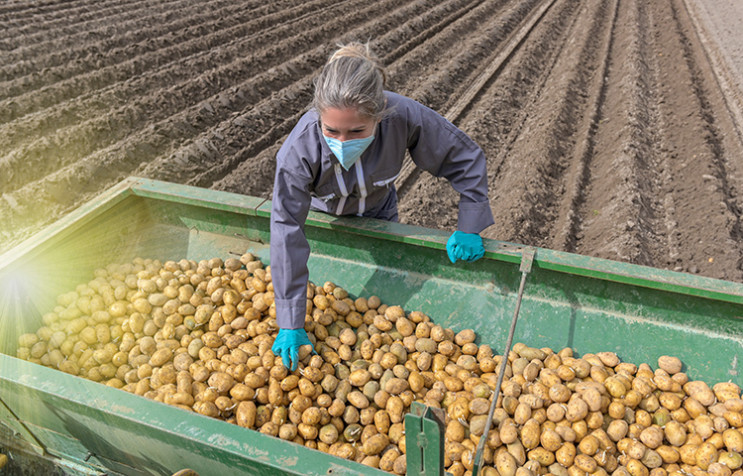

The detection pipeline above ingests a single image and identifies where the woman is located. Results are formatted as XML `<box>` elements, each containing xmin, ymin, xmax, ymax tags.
<box><xmin>270</xmin><ymin>43</ymin><xmax>494</xmax><ymax>370</ymax></box>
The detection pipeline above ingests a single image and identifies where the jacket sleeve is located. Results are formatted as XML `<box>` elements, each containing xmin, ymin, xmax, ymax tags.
<box><xmin>405</xmin><ymin>100</ymin><xmax>495</xmax><ymax>234</ymax></box>
<box><xmin>270</xmin><ymin>142</ymin><xmax>313</xmax><ymax>330</ymax></box>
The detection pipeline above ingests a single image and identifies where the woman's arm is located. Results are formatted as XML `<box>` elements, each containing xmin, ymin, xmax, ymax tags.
<box><xmin>270</xmin><ymin>141</ymin><xmax>314</xmax><ymax>331</ymax></box>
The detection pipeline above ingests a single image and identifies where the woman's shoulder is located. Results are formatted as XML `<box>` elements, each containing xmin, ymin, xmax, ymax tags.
<box><xmin>293</xmin><ymin>108</ymin><xmax>320</xmax><ymax>134</ymax></box>
<box><xmin>278</xmin><ymin>109</ymin><xmax>323</xmax><ymax>166</ymax></box>
<box><xmin>383</xmin><ymin>91</ymin><xmax>443</xmax><ymax>126</ymax></box>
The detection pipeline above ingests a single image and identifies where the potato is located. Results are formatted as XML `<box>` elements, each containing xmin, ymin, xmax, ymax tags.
<box><xmin>520</xmin><ymin>419</ymin><xmax>541</xmax><ymax>449</ymax></box>
<box><xmin>415</xmin><ymin>338</ymin><xmax>437</xmax><ymax>354</ymax></box>
<box><xmin>574</xmin><ymin>454</ymin><xmax>598</xmax><ymax>473</ymax></box>
<box><xmin>363</xmin><ymin>433</ymin><xmax>389</xmax><ymax>456</ymax></box>
<box><xmin>685</xmin><ymin>381</ymin><xmax>716</xmax><ymax>407</ymax></box>
<box><xmin>578</xmin><ymin>434</ymin><xmax>600</xmax><ymax>456</ymax></box>
<box><xmin>496</xmin><ymin>448</ymin><xmax>517</xmax><ymax>476</ymax></box>
<box><xmin>349</xmin><ymin>369</ymin><xmax>371</xmax><ymax>387</ymax></box>
<box><xmin>719</xmin><ymin>451</ymin><xmax>743</xmax><ymax>470</ymax></box>
<box><xmin>528</xmin><ymin>447</ymin><xmax>555</xmax><ymax>466</ymax></box>
<box><xmin>346</xmin><ymin>391</ymin><xmax>369</xmax><ymax>410</ymax></box>
<box><xmin>658</xmin><ymin>356</ymin><xmax>683</xmax><ymax>375</ymax></box>
<box><xmin>319</xmin><ymin>424</ymin><xmax>339</xmax><ymax>445</ymax></box>
<box><xmin>696</xmin><ymin>442</ymin><xmax>719</xmax><ymax>470</ymax></box>
<box><xmin>566</xmin><ymin>396</ymin><xmax>588</xmax><ymax>422</ymax></box>
<box><xmin>679</xmin><ymin>444</ymin><xmax>699</xmax><ymax>465</ymax></box>
<box><xmin>724</xmin><ymin>429</ymin><xmax>743</xmax><ymax>452</ymax></box>
<box><xmin>641</xmin><ymin>426</ymin><xmax>665</xmax><ymax>449</ymax></box>
<box><xmin>207</xmin><ymin>372</ymin><xmax>234</xmax><ymax>394</ymax></box>
<box><xmin>384</xmin><ymin>378</ymin><xmax>409</xmax><ymax>395</ymax></box>
<box><xmin>540</xmin><ymin>428</ymin><xmax>562</xmax><ymax>452</ymax></box>
<box><xmin>657</xmin><ymin>445</ymin><xmax>681</xmax><ymax>464</ymax></box>
<box><xmin>556</xmin><ymin>442</ymin><xmax>576</xmax><ymax>467</ymax></box>
<box><xmin>715</xmin><ymin>383</ymin><xmax>742</xmax><ymax>402</ymax></box>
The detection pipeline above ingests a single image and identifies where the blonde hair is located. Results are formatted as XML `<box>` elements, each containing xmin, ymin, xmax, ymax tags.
<box><xmin>313</xmin><ymin>42</ymin><xmax>388</xmax><ymax>121</ymax></box>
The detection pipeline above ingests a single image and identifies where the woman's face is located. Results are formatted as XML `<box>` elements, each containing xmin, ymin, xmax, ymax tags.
<box><xmin>320</xmin><ymin>107</ymin><xmax>377</xmax><ymax>142</ymax></box>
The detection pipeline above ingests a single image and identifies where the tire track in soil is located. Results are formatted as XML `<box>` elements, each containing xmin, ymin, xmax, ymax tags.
<box><xmin>0</xmin><ymin>0</ymin><xmax>278</xmax><ymax>88</ymax></box>
<box><xmin>398</xmin><ymin>0</ymin><xmax>580</xmax><ymax>233</ymax></box>
<box><xmin>479</xmin><ymin>0</ymin><xmax>606</xmax><ymax>247</ymax></box>
<box><xmin>387</xmin><ymin>0</ymin><xmax>522</xmax><ymax>110</ymax></box>
<box><xmin>0</xmin><ymin>0</ymin><xmax>373</xmax><ymax>195</ymax></box>
<box><xmin>407</xmin><ymin>0</ymin><xmax>539</xmax><ymax>112</ymax></box>
<box><xmin>0</xmin><ymin>0</ymin><xmax>445</xmax><ymax>249</ymax></box>
<box><xmin>547</xmin><ymin>0</ymin><xmax>618</xmax><ymax>254</ymax></box>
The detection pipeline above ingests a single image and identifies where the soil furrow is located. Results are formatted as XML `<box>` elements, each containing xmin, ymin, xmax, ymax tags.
<box><xmin>0</xmin><ymin>0</ymin><xmax>380</xmax><ymax>194</ymax></box>
<box><xmin>0</xmin><ymin>0</ymin><xmax>280</xmax><ymax>86</ymax></box>
<box><xmin>0</xmin><ymin>0</ymin><xmax>188</xmax><ymax>50</ymax></box>
<box><xmin>571</xmin><ymin>0</ymin><xmax>666</xmax><ymax>266</ymax></box>
<box><xmin>0</xmin><ymin>0</ymin><xmax>339</xmax><ymax>150</ymax></box>
<box><xmin>548</xmin><ymin>0</ymin><xmax>619</xmax><ymax>253</ymax></box>
<box><xmin>398</xmin><ymin>0</ymin><xmax>580</xmax><ymax>234</ymax></box>
<box><xmin>0</xmin><ymin>0</ymin><xmax>436</xmax><ymax>247</ymax></box>
<box><xmin>200</xmin><ymin>0</ymin><xmax>483</xmax><ymax>194</ymax></box>
<box><xmin>139</xmin><ymin>0</ymin><xmax>450</xmax><ymax>189</ymax></box>
<box><xmin>395</xmin><ymin>0</ymin><xmax>544</xmax><ymax>197</ymax></box>
<box><xmin>643</xmin><ymin>0</ymin><xmax>743</xmax><ymax>279</ymax></box>
<box><xmin>478</xmin><ymin>0</ymin><xmax>608</xmax><ymax>247</ymax></box>
<box><xmin>0</xmin><ymin>0</ymin><xmax>329</xmax><ymax>122</ymax></box>
<box><xmin>0</xmin><ymin>0</ymin><xmax>122</xmax><ymax>26</ymax></box>
<box><xmin>379</xmin><ymin>0</ymin><xmax>485</xmax><ymax>72</ymax></box>
<box><xmin>211</xmin><ymin>143</ymin><xmax>286</xmax><ymax>199</ymax></box>
<box><xmin>412</xmin><ymin>0</ymin><xmax>540</xmax><ymax>114</ymax></box>
<box><xmin>387</xmin><ymin>0</ymin><xmax>520</xmax><ymax>108</ymax></box>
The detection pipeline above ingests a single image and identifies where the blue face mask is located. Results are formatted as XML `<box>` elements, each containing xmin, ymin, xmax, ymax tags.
<box><xmin>323</xmin><ymin>134</ymin><xmax>375</xmax><ymax>170</ymax></box>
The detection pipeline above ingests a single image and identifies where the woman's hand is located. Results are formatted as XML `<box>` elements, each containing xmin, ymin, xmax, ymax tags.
<box><xmin>271</xmin><ymin>328</ymin><xmax>314</xmax><ymax>371</ymax></box>
<box><xmin>446</xmin><ymin>231</ymin><xmax>485</xmax><ymax>263</ymax></box>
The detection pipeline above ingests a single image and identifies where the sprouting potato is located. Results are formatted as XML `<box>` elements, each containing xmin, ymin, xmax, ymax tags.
<box><xmin>16</xmin><ymin>254</ymin><xmax>742</xmax><ymax>475</ymax></box>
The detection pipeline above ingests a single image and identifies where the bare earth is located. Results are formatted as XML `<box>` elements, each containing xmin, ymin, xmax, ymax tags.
<box><xmin>1</xmin><ymin>0</ymin><xmax>743</xmax><ymax>282</ymax></box>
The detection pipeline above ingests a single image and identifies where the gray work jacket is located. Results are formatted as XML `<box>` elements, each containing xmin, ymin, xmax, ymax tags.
<box><xmin>270</xmin><ymin>91</ymin><xmax>495</xmax><ymax>329</ymax></box>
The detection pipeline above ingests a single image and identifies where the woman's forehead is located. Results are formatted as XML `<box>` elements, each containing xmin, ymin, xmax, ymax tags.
<box><xmin>320</xmin><ymin>107</ymin><xmax>374</xmax><ymax>128</ymax></box>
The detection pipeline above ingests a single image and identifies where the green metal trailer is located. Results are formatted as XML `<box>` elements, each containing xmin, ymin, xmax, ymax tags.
<box><xmin>1</xmin><ymin>177</ymin><xmax>742</xmax><ymax>475</ymax></box>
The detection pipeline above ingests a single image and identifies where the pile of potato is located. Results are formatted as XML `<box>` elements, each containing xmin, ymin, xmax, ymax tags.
<box><xmin>16</xmin><ymin>255</ymin><xmax>743</xmax><ymax>476</ymax></box>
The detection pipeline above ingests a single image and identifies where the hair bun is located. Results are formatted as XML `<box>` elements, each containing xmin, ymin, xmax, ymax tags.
<box><xmin>329</xmin><ymin>42</ymin><xmax>386</xmax><ymax>87</ymax></box>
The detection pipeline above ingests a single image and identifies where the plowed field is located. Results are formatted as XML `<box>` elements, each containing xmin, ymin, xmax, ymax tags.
<box><xmin>2</xmin><ymin>0</ymin><xmax>743</xmax><ymax>281</ymax></box>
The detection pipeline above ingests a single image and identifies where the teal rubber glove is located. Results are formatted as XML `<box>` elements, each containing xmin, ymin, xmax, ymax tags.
<box><xmin>272</xmin><ymin>328</ymin><xmax>314</xmax><ymax>371</ymax></box>
<box><xmin>446</xmin><ymin>231</ymin><xmax>484</xmax><ymax>263</ymax></box>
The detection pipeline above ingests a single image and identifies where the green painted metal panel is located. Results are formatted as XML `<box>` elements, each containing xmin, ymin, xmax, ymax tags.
<box><xmin>1</xmin><ymin>177</ymin><xmax>743</xmax><ymax>474</ymax></box>
<box><xmin>0</xmin><ymin>357</ymin><xmax>386</xmax><ymax>476</ymax></box>
<box><xmin>0</xmin><ymin>398</ymin><xmax>45</xmax><ymax>456</ymax></box>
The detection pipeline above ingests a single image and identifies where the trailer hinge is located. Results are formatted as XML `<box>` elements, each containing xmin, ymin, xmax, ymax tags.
<box><xmin>404</xmin><ymin>402</ymin><xmax>446</xmax><ymax>476</ymax></box>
